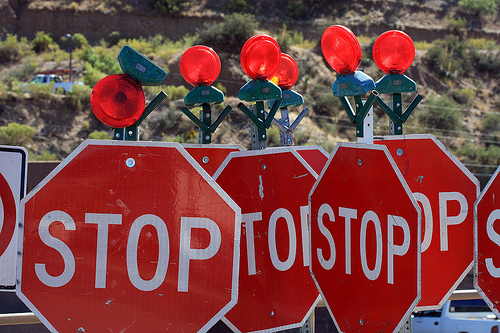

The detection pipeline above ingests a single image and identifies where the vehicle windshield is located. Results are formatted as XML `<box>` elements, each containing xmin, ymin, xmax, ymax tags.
<box><xmin>30</xmin><ymin>77</ymin><xmax>42</xmax><ymax>83</ymax></box>
<box><xmin>449</xmin><ymin>299</ymin><xmax>492</xmax><ymax>313</ymax></box>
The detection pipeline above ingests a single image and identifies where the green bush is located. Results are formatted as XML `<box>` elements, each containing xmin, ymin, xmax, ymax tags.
<box><xmin>0</xmin><ymin>34</ymin><xmax>33</xmax><ymax>64</ymax></box>
<box><xmin>68</xmin><ymin>84</ymin><xmax>92</xmax><ymax>111</ymax></box>
<box><xmin>83</xmin><ymin>66</ymin><xmax>106</xmax><ymax>87</ymax></box>
<box><xmin>481</xmin><ymin>112</ymin><xmax>500</xmax><ymax>133</ymax></box>
<box><xmin>425</xmin><ymin>35</ymin><xmax>471</xmax><ymax>79</ymax></box>
<box><xmin>456</xmin><ymin>141</ymin><xmax>500</xmax><ymax>172</ymax></box>
<box><xmin>473</xmin><ymin>50</ymin><xmax>500</xmax><ymax>76</ymax></box>
<box><xmin>227</xmin><ymin>0</ymin><xmax>248</xmax><ymax>13</ymax></box>
<box><xmin>80</xmin><ymin>47</ymin><xmax>120</xmax><ymax>75</ymax></box>
<box><xmin>286</xmin><ymin>0</ymin><xmax>308</xmax><ymax>19</ymax></box>
<box><xmin>0</xmin><ymin>57</ymin><xmax>39</xmax><ymax>87</ymax></box>
<box><xmin>164</xmin><ymin>85</ymin><xmax>189</xmax><ymax>100</ymax></box>
<box><xmin>109</xmin><ymin>31</ymin><xmax>121</xmax><ymax>46</ymax></box>
<box><xmin>277</xmin><ymin>25</ymin><xmax>316</xmax><ymax>52</ymax></box>
<box><xmin>198</xmin><ymin>13</ymin><xmax>258</xmax><ymax>54</ymax></box>
<box><xmin>151</xmin><ymin>0</ymin><xmax>190</xmax><ymax>16</ymax></box>
<box><xmin>0</xmin><ymin>123</ymin><xmax>36</xmax><ymax>146</ymax></box>
<box><xmin>458</xmin><ymin>0</ymin><xmax>498</xmax><ymax>13</ymax></box>
<box><xmin>72</xmin><ymin>33</ymin><xmax>89</xmax><ymax>49</ymax></box>
<box><xmin>31</xmin><ymin>150</ymin><xmax>58</xmax><ymax>161</ymax></box>
<box><xmin>31</xmin><ymin>31</ymin><xmax>58</xmax><ymax>53</ymax></box>
<box><xmin>26</xmin><ymin>82</ymin><xmax>54</xmax><ymax>99</ymax></box>
<box><xmin>417</xmin><ymin>94</ymin><xmax>463</xmax><ymax>130</ymax></box>
<box><xmin>88</xmin><ymin>130</ymin><xmax>112</xmax><ymax>140</ymax></box>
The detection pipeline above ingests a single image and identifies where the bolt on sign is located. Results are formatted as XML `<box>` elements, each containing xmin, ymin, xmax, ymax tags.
<box><xmin>17</xmin><ymin>140</ymin><xmax>241</xmax><ymax>333</ymax></box>
<box><xmin>309</xmin><ymin>142</ymin><xmax>421</xmax><ymax>333</ymax></box>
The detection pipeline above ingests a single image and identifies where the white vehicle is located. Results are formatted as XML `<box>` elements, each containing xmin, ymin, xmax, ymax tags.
<box><xmin>28</xmin><ymin>73</ymin><xmax>83</xmax><ymax>93</ymax></box>
<box><xmin>413</xmin><ymin>299</ymin><xmax>499</xmax><ymax>333</ymax></box>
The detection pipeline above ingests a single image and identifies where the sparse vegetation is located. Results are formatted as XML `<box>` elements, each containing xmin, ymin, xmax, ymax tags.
<box><xmin>150</xmin><ymin>0</ymin><xmax>190</xmax><ymax>16</ymax></box>
<box><xmin>198</xmin><ymin>13</ymin><xmax>258</xmax><ymax>55</ymax></box>
<box><xmin>0</xmin><ymin>123</ymin><xmax>36</xmax><ymax>146</ymax></box>
<box><xmin>88</xmin><ymin>130</ymin><xmax>112</xmax><ymax>140</ymax></box>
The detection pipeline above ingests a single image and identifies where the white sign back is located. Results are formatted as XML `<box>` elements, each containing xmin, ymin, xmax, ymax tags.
<box><xmin>0</xmin><ymin>146</ymin><xmax>27</xmax><ymax>287</ymax></box>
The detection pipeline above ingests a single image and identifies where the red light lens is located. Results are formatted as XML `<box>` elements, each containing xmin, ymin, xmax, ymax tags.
<box><xmin>180</xmin><ymin>45</ymin><xmax>221</xmax><ymax>86</ymax></box>
<box><xmin>373</xmin><ymin>30</ymin><xmax>415</xmax><ymax>74</ymax></box>
<box><xmin>91</xmin><ymin>74</ymin><xmax>145</xmax><ymax>128</ymax></box>
<box><xmin>321</xmin><ymin>25</ymin><xmax>362</xmax><ymax>74</ymax></box>
<box><xmin>240</xmin><ymin>34</ymin><xmax>281</xmax><ymax>80</ymax></box>
<box><xmin>270</xmin><ymin>53</ymin><xmax>299</xmax><ymax>90</ymax></box>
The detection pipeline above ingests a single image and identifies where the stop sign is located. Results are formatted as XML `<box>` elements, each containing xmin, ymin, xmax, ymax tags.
<box><xmin>0</xmin><ymin>145</ymin><xmax>27</xmax><ymax>286</ymax></box>
<box><xmin>183</xmin><ymin>144</ymin><xmax>244</xmax><ymax>176</ymax></box>
<box><xmin>309</xmin><ymin>142</ymin><xmax>421</xmax><ymax>333</ymax></box>
<box><xmin>375</xmin><ymin>134</ymin><xmax>479</xmax><ymax>309</ymax></box>
<box><xmin>293</xmin><ymin>145</ymin><xmax>329</xmax><ymax>175</ymax></box>
<box><xmin>18</xmin><ymin>140</ymin><xmax>241</xmax><ymax>333</ymax></box>
<box><xmin>475</xmin><ymin>165</ymin><xmax>500</xmax><ymax>317</ymax></box>
<box><xmin>213</xmin><ymin>147</ymin><xmax>320</xmax><ymax>333</ymax></box>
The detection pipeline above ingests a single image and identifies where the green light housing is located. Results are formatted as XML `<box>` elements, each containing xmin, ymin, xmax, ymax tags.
<box><xmin>375</xmin><ymin>73</ymin><xmax>417</xmax><ymax>94</ymax></box>
<box><xmin>118</xmin><ymin>45</ymin><xmax>167</xmax><ymax>85</ymax></box>
<box><xmin>239</xmin><ymin>79</ymin><xmax>282</xmax><ymax>102</ymax></box>
<box><xmin>332</xmin><ymin>71</ymin><xmax>376</xmax><ymax>97</ymax></box>
<box><xmin>184</xmin><ymin>85</ymin><xmax>224</xmax><ymax>107</ymax></box>
<box><xmin>267</xmin><ymin>89</ymin><xmax>304</xmax><ymax>109</ymax></box>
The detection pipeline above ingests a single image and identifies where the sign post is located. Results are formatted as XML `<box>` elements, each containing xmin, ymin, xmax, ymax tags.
<box><xmin>214</xmin><ymin>148</ymin><xmax>320</xmax><ymax>333</ymax></box>
<box><xmin>18</xmin><ymin>140</ymin><xmax>241</xmax><ymax>332</ymax></box>
<box><xmin>309</xmin><ymin>143</ymin><xmax>421</xmax><ymax>333</ymax></box>
<box><xmin>0</xmin><ymin>146</ymin><xmax>27</xmax><ymax>287</ymax></box>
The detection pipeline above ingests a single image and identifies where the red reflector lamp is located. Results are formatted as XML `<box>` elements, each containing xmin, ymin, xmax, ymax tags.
<box><xmin>178</xmin><ymin>45</ymin><xmax>231</xmax><ymax>144</ymax></box>
<box><xmin>372</xmin><ymin>30</ymin><xmax>422</xmax><ymax>135</ymax></box>
<box><xmin>238</xmin><ymin>35</ymin><xmax>282</xmax><ymax>102</ymax></box>
<box><xmin>321</xmin><ymin>25</ymin><xmax>361</xmax><ymax>75</ymax></box>
<box><xmin>180</xmin><ymin>45</ymin><xmax>221</xmax><ymax>86</ymax></box>
<box><xmin>270</xmin><ymin>53</ymin><xmax>299</xmax><ymax>90</ymax></box>
<box><xmin>91</xmin><ymin>74</ymin><xmax>145</xmax><ymax>128</ymax></box>
<box><xmin>240</xmin><ymin>34</ymin><xmax>281</xmax><ymax>80</ymax></box>
<box><xmin>373</xmin><ymin>30</ymin><xmax>415</xmax><ymax>74</ymax></box>
<box><xmin>269</xmin><ymin>53</ymin><xmax>303</xmax><ymax>108</ymax></box>
<box><xmin>373</xmin><ymin>30</ymin><xmax>418</xmax><ymax>94</ymax></box>
<box><xmin>180</xmin><ymin>45</ymin><xmax>224</xmax><ymax>107</ymax></box>
<box><xmin>321</xmin><ymin>25</ymin><xmax>375</xmax><ymax>97</ymax></box>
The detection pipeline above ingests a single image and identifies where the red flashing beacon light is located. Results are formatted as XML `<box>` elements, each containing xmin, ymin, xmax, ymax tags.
<box><xmin>321</xmin><ymin>25</ymin><xmax>362</xmax><ymax>74</ymax></box>
<box><xmin>240</xmin><ymin>34</ymin><xmax>281</xmax><ymax>80</ymax></box>
<box><xmin>373</xmin><ymin>30</ymin><xmax>415</xmax><ymax>74</ymax></box>
<box><xmin>179</xmin><ymin>45</ymin><xmax>229</xmax><ymax>144</ymax></box>
<box><xmin>91</xmin><ymin>74</ymin><xmax>145</xmax><ymax>128</ymax></box>
<box><xmin>372</xmin><ymin>30</ymin><xmax>422</xmax><ymax>135</ymax></box>
<box><xmin>270</xmin><ymin>53</ymin><xmax>299</xmax><ymax>90</ymax></box>
<box><xmin>180</xmin><ymin>45</ymin><xmax>221</xmax><ymax>86</ymax></box>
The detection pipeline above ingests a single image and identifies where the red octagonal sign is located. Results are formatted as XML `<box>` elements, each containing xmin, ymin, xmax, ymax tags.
<box><xmin>475</xmin><ymin>164</ymin><xmax>500</xmax><ymax>317</ymax></box>
<box><xmin>18</xmin><ymin>140</ymin><xmax>241</xmax><ymax>333</ymax></box>
<box><xmin>214</xmin><ymin>147</ymin><xmax>320</xmax><ymax>333</ymax></box>
<box><xmin>309</xmin><ymin>143</ymin><xmax>421</xmax><ymax>333</ymax></box>
<box><xmin>375</xmin><ymin>134</ymin><xmax>479</xmax><ymax>310</ymax></box>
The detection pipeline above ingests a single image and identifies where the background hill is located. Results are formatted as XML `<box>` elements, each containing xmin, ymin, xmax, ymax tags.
<box><xmin>1</xmin><ymin>0</ymin><xmax>500</xmax><ymax>175</ymax></box>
